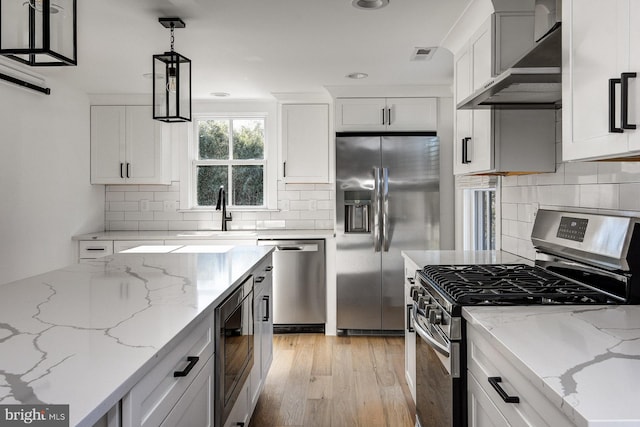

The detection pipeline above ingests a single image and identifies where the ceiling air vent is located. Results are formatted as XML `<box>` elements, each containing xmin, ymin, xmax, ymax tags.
<box><xmin>411</xmin><ymin>47</ymin><xmax>436</xmax><ymax>61</ymax></box>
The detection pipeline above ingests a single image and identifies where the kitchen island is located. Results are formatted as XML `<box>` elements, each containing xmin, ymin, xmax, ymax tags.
<box><xmin>0</xmin><ymin>245</ymin><xmax>274</xmax><ymax>427</ymax></box>
<box><xmin>464</xmin><ymin>305</ymin><xmax>640</xmax><ymax>426</ymax></box>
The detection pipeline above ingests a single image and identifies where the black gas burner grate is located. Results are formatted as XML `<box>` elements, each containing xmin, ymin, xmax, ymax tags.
<box><xmin>419</xmin><ymin>264</ymin><xmax>612</xmax><ymax>305</ymax></box>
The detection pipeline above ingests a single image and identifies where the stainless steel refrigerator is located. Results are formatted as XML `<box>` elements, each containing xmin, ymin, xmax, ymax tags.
<box><xmin>336</xmin><ymin>132</ymin><xmax>440</xmax><ymax>333</ymax></box>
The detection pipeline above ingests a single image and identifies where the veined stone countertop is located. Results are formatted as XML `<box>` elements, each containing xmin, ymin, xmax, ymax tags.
<box><xmin>0</xmin><ymin>245</ymin><xmax>274</xmax><ymax>427</ymax></box>
<box><xmin>73</xmin><ymin>229</ymin><xmax>334</xmax><ymax>241</ymax></box>
<box><xmin>463</xmin><ymin>306</ymin><xmax>640</xmax><ymax>426</ymax></box>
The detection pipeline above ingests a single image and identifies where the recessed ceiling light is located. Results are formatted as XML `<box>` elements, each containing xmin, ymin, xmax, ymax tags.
<box><xmin>211</xmin><ymin>92</ymin><xmax>231</xmax><ymax>97</ymax></box>
<box><xmin>346</xmin><ymin>72</ymin><xmax>368</xmax><ymax>79</ymax></box>
<box><xmin>351</xmin><ymin>0</ymin><xmax>389</xmax><ymax>10</ymax></box>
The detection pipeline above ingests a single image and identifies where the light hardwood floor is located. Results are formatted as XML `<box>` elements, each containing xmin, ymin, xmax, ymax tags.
<box><xmin>249</xmin><ymin>334</ymin><xmax>416</xmax><ymax>427</ymax></box>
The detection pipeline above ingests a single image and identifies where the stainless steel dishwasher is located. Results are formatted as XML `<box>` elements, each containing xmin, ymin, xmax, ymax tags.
<box><xmin>257</xmin><ymin>239</ymin><xmax>325</xmax><ymax>332</ymax></box>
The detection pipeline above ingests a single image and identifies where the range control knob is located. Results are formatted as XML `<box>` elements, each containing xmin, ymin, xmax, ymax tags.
<box><xmin>410</xmin><ymin>286</ymin><xmax>424</xmax><ymax>301</ymax></box>
<box><xmin>417</xmin><ymin>296</ymin><xmax>431</xmax><ymax>311</ymax></box>
<box><xmin>429</xmin><ymin>308</ymin><xmax>443</xmax><ymax>325</ymax></box>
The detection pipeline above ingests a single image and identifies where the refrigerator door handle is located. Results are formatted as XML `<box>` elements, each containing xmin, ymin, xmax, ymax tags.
<box><xmin>373</xmin><ymin>167</ymin><xmax>382</xmax><ymax>252</ymax></box>
<box><xmin>382</xmin><ymin>167</ymin><xmax>390</xmax><ymax>251</ymax></box>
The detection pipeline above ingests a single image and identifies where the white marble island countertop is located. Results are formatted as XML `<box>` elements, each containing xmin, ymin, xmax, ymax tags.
<box><xmin>463</xmin><ymin>306</ymin><xmax>640</xmax><ymax>426</ymax></box>
<box><xmin>0</xmin><ymin>245</ymin><xmax>273</xmax><ymax>427</ymax></box>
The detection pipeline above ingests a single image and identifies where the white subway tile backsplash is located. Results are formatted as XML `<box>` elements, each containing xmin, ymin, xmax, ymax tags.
<box><xmin>125</xmin><ymin>192</ymin><xmax>154</xmax><ymax>202</ymax></box>
<box><xmin>501</xmin><ymin>235</ymin><xmax>519</xmax><ymax>255</ymax></box>
<box><xmin>502</xmin><ymin>203</ymin><xmax>518</xmax><ymax>220</ymax></box>
<box><xmin>598</xmin><ymin>162</ymin><xmax>640</xmax><ymax>183</ymax></box>
<box><xmin>104</xmin><ymin>180</ymin><xmax>368</xmax><ymax>232</ymax></box>
<box><xmin>535</xmin><ymin>165</ymin><xmax>564</xmax><ymax>185</ymax></box>
<box><xmin>619</xmin><ymin>183</ymin><xmax>640</xmax><ymax>211</ymax></box>
<box><xmin>579</xmin><ymin>184</ymin><xmax>619</xmax><ymax>209</ymax></box>
<box><xmin>153</xmin><ymin>192</ymin><xmax>180</xmax><ymax>201</ymax></box>
<box><xmin>109</xmin><ymin>201</ymin><xmax>140</xmax><ymax>212</ymax></box>
<box><xmin>125</xmin><ymin>211</ymin><xmax>154</xmax><ymax>221</ymax></box>
<box><xmin>565</xmin><ymin>162</ymin><xmax>598</xmax><ymax>184</ymax></box>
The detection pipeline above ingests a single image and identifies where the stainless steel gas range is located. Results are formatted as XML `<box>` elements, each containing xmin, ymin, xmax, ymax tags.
<box><xmin>410</xmin><ymin>209</ymin><xmax>640</xmax><ymax>427</ymax></box>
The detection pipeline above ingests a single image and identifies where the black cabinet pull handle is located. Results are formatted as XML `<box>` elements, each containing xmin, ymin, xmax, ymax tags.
<box><xmin>488</xmin><ymin>376</ymin><xmax>519</xmax><ymax>403</ymax></box>
<box><xmin>622</xmin><ymin>72</ymin><xmax>637</xmax><ymax>130</ymax></box>
<box><xmin>263</xmin><ymin>295</ymin><xmax>270</xmax><ymax>321</ymax></box>
<box><xmin>255</xmin><ymin>276</ymin><xmax>265</xmax><ymax>283</ymax></box>
<box><xmin>462</xmin><ymin>137</ymin><xmax>471</xmax><ymax>164</ymax></box>
<box><xmin>283</xmin><ymin>161</ymin><xmax>286</xmax><ymax>178</ymax></box>
<box><xmin>173</xmin><ymin>356</ymin><xmax>199</xmax><ymax>377</ymax></box>
<box><xmin>387</xmin><ymin>108</ymin><xmax>391</xmax><ymax>125</ymax></box>
<box><xmin>406</xmin><ymin>304</ymin><xmax>414</xmax><ymax>333</ymax></box>
<box><xmin>265</xmin><ymin>266</ymin><xmax>273</xmax><ymax>271</ymax></box>
<box><xmin>120</xmin><ymin>163</ymin><xmax>124</xmax><ymax>179</ymax></box>
<box><xmin>126</xmin><ymin>163</ymin><xmax>131</xmax><ymax>178</ymax></box>
<box><xmin>381</xmin><ymin>108</ymin><xmax>385</xmax><ymax>125</ymax></box>
<box><xmin>609</xmin><ymin>78</ymin><xmax>624</xmax><ymax>133</ymax></box>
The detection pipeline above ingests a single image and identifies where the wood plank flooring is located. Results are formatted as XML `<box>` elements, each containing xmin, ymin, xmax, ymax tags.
<box><xmin>249</xmin><ymin>334</ymin><xmax>416</xmax><ymax>427</ymax></box>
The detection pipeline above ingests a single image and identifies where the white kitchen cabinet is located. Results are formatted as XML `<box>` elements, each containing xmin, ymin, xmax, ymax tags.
<box><xmin>403</xmin><ymin>257</ymin><xmax>419</xmax><ymax>403</ymax></box>
<box><xmin>454</xmin><ymin>14</ymin><xmax>555</xmax><ymax>175</ymax></box>
<box><xmin>466</xmin><ymin>323</ymin><xmax>573</xmax><ymax>427</ymax></box>
<box><xmin>223</xmin><ymin>379</ymin><xmax>250</xmax><ymax>427</ymax></box>
<box><xmin>250</xmin><ymin>256</ymin><xmax>274</xmax><ymax>411</ymax></box>
<box><xmin>335</xmin><ymin>97</ymin><xmax>437</xmax><ymax>131</ymax></box>
<box><xmin>122</xmin><ymin>313</ymin><xmax>214</xmax><ymax>427</ymax></box>
<box><xmin>282</xmin><ymin>104</ymin><xmax>330</xmax><ymax>183</ymax></box>
<box><xmin>91</xmin><ymin>106</ymin><xmax>171</xmax><ymax>185</ymax></box>
<box><xmin>562</xmin><ymin>0</ymin><xmax>640</xmax><ymax>161</ymax></box>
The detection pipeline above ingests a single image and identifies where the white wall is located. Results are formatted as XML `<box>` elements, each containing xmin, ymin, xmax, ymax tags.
<box><xmin>0</xmin><ymin>75</ymin><xmax>104</xmax><ymax>285</ymax></box>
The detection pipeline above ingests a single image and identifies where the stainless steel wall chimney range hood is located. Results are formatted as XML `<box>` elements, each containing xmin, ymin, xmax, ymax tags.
<box><xmin>457</xmin><ymin>0</ymin><xmax>561</xmax><ymax>110</ymax></box>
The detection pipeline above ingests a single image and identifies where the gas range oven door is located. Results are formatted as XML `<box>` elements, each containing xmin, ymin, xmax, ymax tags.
<box><xmin>413</xmin><ymin>307</ymin><xmax>464</xmax><ymax>427</ymax></box>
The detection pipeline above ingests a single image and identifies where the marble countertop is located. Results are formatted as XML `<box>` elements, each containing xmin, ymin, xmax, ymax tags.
<box><xmin>463</xmin><ymin>306</ymin><xmax>640</xmax><ymax>426</ymax></box>
<box><xmin>73</xmin><ymin>229</ymin><xmax>334</xmax><ymax>241</ymax></box>
<box><xmin>401</xmin><ymin>249</ymin><xmax>530</xmax><ymax>267</ymax></box>
<box><xmin>0</xmin><ymin>245</ymin><xmax>274</xmax><ymax>427</ymax></box>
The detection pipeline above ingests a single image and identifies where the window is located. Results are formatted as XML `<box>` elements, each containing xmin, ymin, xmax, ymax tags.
<box><xmin>463</xmin><ymin>188</ymin><xmax>496</xmax><ymax>250</ymax></box>
<box><xmin>194</xmin><ymin>117</ymin><xmax>266</xmax><ymax>208</ymax></box>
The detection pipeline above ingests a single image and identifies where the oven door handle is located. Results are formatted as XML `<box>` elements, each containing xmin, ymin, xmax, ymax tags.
<box><xmin>413</xmin><ymin>310</ymin><xmax>450</xmax><ymax>357</ymax></box>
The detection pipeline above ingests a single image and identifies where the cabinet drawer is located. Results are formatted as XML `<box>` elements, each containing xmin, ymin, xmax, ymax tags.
<box><xmin>79</xmin><ymin>241</ymin><xmax>114</xmax><ymax>259</ymax></box>
<box><xmin>467</xmin><ymin>326</ymin><xmax>573</xmax><ymax>427</ymax></box>
<box><xmin>123</xmin><ymin>313</ymin><xmax>214</xmax><ymax>427</ymax></box>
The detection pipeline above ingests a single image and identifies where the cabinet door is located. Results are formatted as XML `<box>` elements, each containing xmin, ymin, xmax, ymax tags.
<box><xmin>562</xmin><ymin>0</ymin><xmax>630</xmax><ymax>160</ymax></box>
<box><xmin>403</xmin><ymin>271</ymin><xmax>416</xmax><ymax>403</ymax></box>
<box><xmin>467</xmin><ymin>372</ymin><xmax>510</xmax><ymax>427</ymax></box>
<box><xmin>260</xmin><ymin>270</ymin><xmax>273</xmax><ymax>378</ymax></box>
<box><xmin>125</xmin><ymin>106</ymin><xmax>170</xmax><ymax>184</ymax></box>
<box><xmin>91</xmin><ymin>106</ymin><xmax>126</xmax><ymax>184</ymax></box>
<box><xmin>335</xmin><ymin>98</ymin><xmax>387</xmax><ymax>131</ymax></box>
<box><xmin>626</xmin><ymin>1</ymin><xmax>640</xmax><ymax>151</ymax></box>
<box><xmin>282</xmin><ymin>104</ymin><xmax>330</xmax><ymax>183</ymax></box>
<box><xmin>386</xmin><ymin>98</ymin><xmax>437</xmax><ymax>131</ymax></box>
<box><xmin>470</xmin><ymin>18</ymin><xmax>493</xmax><ymax>93</ymax></box>
<box><xmin>159</xmin><ymin>356</ymin><xmax>213</xmax><ymax>427</ymax></box>
<box><xmin>454</xmin><ymin>47</ymin><xmax>474</xmax><ymax>175</ymax></box>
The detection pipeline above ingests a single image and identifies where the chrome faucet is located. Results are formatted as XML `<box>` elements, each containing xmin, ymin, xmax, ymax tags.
<box><xmin>215</xmin><ymin>186</ymin><xmax>232</xmax><ymax>231</ymax></box>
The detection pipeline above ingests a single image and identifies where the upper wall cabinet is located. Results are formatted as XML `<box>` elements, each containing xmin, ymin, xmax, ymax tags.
<box><xmin>562</xmin><ymin>0</ymin><xmax>640</xmax><ymax>161</ymax></box>
<box><xmin>454</xmin><ymin>13</ymin><xmax>556</xmax><ymax>175</ymax></box>
<box><xmin>91</xmin><ymin>106</ymin><xmax>171</xmax><ymax>185</ymax></box>
<box><xmin>281</xmin><ymin>103</ymin><xmax>330</xmax><ymax>183</ymax></box>
<box><xmin>335</xmin><ymin>97</ymin><xmax>437</xmax><ymax>132</ymax></box>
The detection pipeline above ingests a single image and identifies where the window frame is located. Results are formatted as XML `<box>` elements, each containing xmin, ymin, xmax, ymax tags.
<box><xmin>180</xmin><ymin>110</ymin><xmax>276</xmax><ymax>212</ymax></box>
<box><xmin>193</xmin><ymin>116</ymin><xmax>267</xmax><ymax>208</ymax></box>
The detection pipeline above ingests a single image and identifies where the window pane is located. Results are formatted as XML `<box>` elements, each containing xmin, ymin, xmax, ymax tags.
<box><xmin>197</xmin><ymin>166</ymin><xmax>228</xmax><ymax>206</ymax></box>
<box><xmin>232</xmin><ymin>165</ymin><xmax>264</xmax><ymax>206</ymax></box>
<box><xmin>232</xmin><ymin>119</ymin><xmax>264</xmax><ymax>160</ymax></box>
<box><xmin>199</xmin><ymin>120</ymin><xmax>229</xmax><ymax>159</ymax></box>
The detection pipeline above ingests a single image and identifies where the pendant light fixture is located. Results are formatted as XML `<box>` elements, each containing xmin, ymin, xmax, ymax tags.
<box><xmin>153</xmin><ymin>17</ymin><xmax>191</xmax><ymax>123</ymax></box>
<box><xmin>0</xmin><ymin>0</ymin><xmax>77</xmax><ymax>66</ymax></box>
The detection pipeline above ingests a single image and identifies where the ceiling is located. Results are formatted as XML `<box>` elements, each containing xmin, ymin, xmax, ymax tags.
<box><xmin>41</xmin><ymin>0</ymin><xmax>472</xmax><ymax>100</ymax></box>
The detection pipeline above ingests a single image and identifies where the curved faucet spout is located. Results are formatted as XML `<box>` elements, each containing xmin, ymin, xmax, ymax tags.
<box><xmin>215</xmin><ymin>186</ymin><xmax>232</xmax><ymax>231</ymax></box>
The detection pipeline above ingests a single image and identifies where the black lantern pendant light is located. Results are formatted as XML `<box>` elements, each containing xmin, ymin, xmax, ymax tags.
<box><xmin>153</xmin><ymin>18</ymin><xmax>191</xmax><ymax>123</ymax></box>
<box><xmin>0</xmin><ymin>0</ymin><xmax>77</xmax><ymax>66</ymax></box>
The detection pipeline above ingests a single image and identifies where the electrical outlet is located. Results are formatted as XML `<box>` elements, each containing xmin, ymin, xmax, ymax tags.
<box><xmin>140</xmin><ymin>199</ymin><xmax>149</xmax><ymax>212</ymax></box>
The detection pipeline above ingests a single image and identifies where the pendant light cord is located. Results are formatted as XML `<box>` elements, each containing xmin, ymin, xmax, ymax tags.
<box><xmin>170</xmin><ymin>24</ymin><xmax>175</xmax><ymax>52</ymax></box>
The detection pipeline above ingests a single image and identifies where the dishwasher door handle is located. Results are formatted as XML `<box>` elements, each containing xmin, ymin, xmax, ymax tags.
<box><xmin>275</xmin><ymin>244</ymin><xmax>318</xmax><ymax>252</ymax></box>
